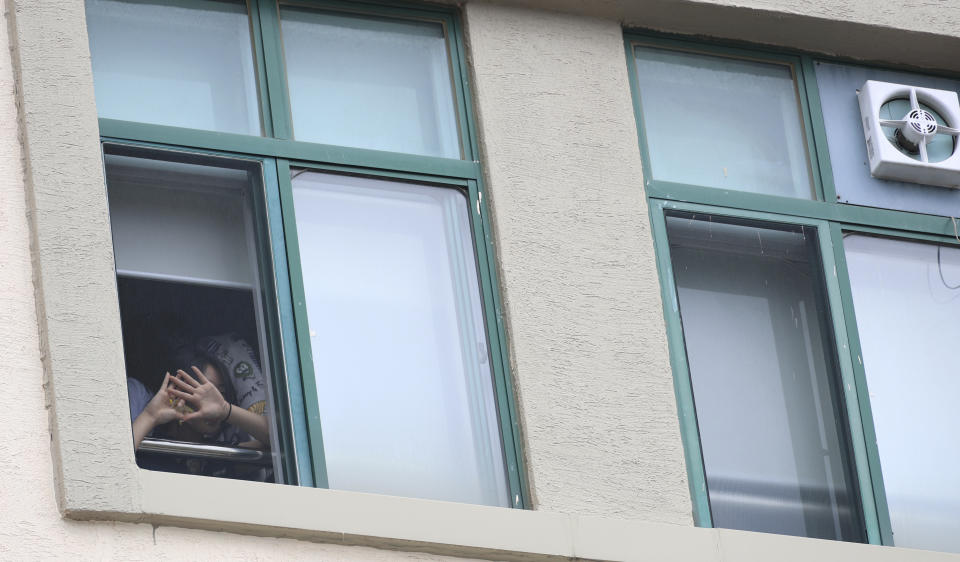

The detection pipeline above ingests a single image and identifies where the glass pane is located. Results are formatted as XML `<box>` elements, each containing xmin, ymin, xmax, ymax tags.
<box><xmin>290</xmin><ymin>170</ymin><xmax>507</xmax><ymax>506</ymax></box>
<box><xmin>104</xmin><ymin>145</ymin><xmax>284</xmax><ymax>482</ymax></box>
<box><xmin>844</xmin><ymin>235</ymin><xmax>960</xmax><ymax>552</ymax></box>
<box><xmin>280</xmin><ymin>8</ymin><xmax>460</xmax><ymax>158</ymax></box>
<box><xmin>666</xmin><ymin>213</ymin><xmax>862</xmax><ymax>540</ymax></box>
<box><xmin>86</xmin><ymin>0</ymin><xmax>261</xmax><ymax>135</ymax></box>
<box><xmin>634</xmin><ymin>47</ymin><xmax>813</xmax><ymax>198</ymax></box>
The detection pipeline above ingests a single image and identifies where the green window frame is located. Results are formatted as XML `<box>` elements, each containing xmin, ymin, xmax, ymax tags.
<box><xmin>626</xmin><ymin>30</ymin><xmax>960</xmax><ymax>546</ymax></box>
<box><xmin>92</xmin><ymin>0</ymin><xmax>528</xmax><ymax>509</ymax></box>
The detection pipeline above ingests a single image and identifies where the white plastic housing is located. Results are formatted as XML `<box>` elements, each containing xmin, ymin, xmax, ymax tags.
<box><xmin>858</xmin><ymin>80</ymin><xmax>960</xmax><ymax>188</ymax></box>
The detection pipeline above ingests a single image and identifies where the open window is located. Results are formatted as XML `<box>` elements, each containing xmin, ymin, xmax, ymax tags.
<box><xmin>104</xmin><ymin>143</ymin><xmax>289</xmax><ymax>482</ymax></box>
<box><xmin>663</xmin><ymin>211</ymin><xmax>864</xmax><ymax>541</ymax></box>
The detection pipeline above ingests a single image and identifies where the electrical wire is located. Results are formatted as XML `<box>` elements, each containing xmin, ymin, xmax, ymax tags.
<box><xmin>937</xmin><ymin>216</ymin><xmax>960</xmax><ymax>290</ymax></box>
<box><xmin>937</xmin><ymin>245</ymin><xmax>960</xmax><ymax>290</ymax></box>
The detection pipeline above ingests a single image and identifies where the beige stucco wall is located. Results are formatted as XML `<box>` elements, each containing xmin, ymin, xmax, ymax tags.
<box><xmin>463</xmin><ymin>3</ymin><xmax>690</xmax><ymax>523</ymax></box>
<box><xmin>2</xmin><ymin>0</ymin><xmax>960</xmax><ymax>559</ymax></box>
<box><xmin>472</xmin><ymin>0</ymin><xmax>960</xmax><ymax>74</ymax></box>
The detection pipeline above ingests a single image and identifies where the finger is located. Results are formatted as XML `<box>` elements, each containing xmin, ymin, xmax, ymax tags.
<box><xmin>168</xmin><ymin>388</ymin><xmax>199</xmax><ymax>404</ymax></box>
<box><xmin>160</xmin><ymin>372</ymin><xmax>171</xmax><ymax>390</ymax></box>
<box><xmin>191</xmin><ymin>365</ymin><xmax>210</xmax><ymax>385</ymax></box>
<box><xmin>176</xmin><ymin>369</ymin><xmax>200</xmax><ymax>387</ymax></box>
<box><xmin>168</xmin><ymin>376</ymin><xmax>194</xmax><ymax>392</ymax></box>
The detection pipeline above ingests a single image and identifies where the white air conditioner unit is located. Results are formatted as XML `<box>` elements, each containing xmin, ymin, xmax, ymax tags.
<box><xmin>858</xmin><ymin>80</ymin><xmax>960</xmax><ymax>188</ymax></box>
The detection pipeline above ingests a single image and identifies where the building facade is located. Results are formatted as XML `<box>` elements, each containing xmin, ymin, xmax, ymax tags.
<box><xmin>1</xmin><ymin>0</ymin><xmax>958</xmax><ymax>559</ymax></box>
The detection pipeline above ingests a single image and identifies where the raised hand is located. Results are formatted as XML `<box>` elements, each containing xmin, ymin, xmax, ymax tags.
<box><xmin>168</xmin><ymin>366</ymin><xmax>230</xmax><ymax>432</ymax></box>
<box><xmin>142</xmin><ymin>372</ymin><xmax>181</xmax><ymax>426</ymax></box>
<box><xmin>167</xmin><ymin>363</ymin><xmax>271</xmax><ymax>447</ymax></box>
<box><xmin>132</xmin><ymin>372</ymin><xmax>181</xmax><ymax>448</ymax></box>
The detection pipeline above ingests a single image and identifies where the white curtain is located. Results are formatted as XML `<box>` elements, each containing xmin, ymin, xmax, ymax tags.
<box><xmin>291</xmin><ymin>171</ymin><xmax>508</xmax><ymax>506</ymax></box>
<box><xmin>845</xmin><ymin>235</ymin><xmax>960</xmax><ymax>553</ymax></box>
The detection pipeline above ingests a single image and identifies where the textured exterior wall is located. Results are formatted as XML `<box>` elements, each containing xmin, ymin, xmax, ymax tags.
<box><xmin>471</xmin><ymin>0</ymin><xmax>960</xmax><ymax>73</ymax></box>
<box><xmin>463</xmin><ymin>4</ymin><xmax>691</xmax><ymax>523</ymax></box>
<box><xmin>4</xmin><ymin>0</ymin><xmax>960</xmax><ymax>559</ymax></box>
<box><xmin>7</xmin><ymin>0</ymin><xmax>140</xmax><ymax>516</ymax></box>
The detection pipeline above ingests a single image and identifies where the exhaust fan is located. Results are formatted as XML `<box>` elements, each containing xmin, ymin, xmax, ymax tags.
<box><xmin>858</xmin><ymin>80</ymin><xmax>960</xmax><ymax>188</ymax></box>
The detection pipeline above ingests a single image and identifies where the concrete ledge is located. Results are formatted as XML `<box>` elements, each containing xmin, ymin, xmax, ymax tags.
<box><xmin>71</xmin><ymin>469</ymin><xmax>960</xmax><ymax>561</ymax></box>
<box><xmin>138</xmin><ymin>470</ymin><xmax>573</xmax><ymax>561</ymax></box>
<box><xmin>469</xmin><ymin>0</ymin><xmax>960</xmax><ymax>74</ymax></box>
<box><xmin>716</xmin><ymin>528</ymin><xmax>960</xmax><ymax>562</ymax></box>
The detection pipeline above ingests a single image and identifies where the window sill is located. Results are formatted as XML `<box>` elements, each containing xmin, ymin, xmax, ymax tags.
<box><xmin>58</xmin><ymin>469</ymin><xmax>953</xmax><ymax>561</ymax></box>
<box><xmin>74</xmin><ymin>468</ymin><xmax>705</xmax><ymax>560</ymax></box>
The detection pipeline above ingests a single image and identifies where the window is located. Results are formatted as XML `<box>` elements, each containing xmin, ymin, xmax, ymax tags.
<box><xmin>632</xmin><ymin>46</ymin><xmax>813</xmax><ymax>198</ymax></box>
<box><xmin>628</xmin><ymin>34</ymin><xmax>960</xmax><ymax>552</ymax></box>
<box><xmin>86</xmin><ymin>0</ymin><xmax>526</xmax><ymax>508</ymax></box>
<box><xmin>842</xmin><ymin>236</ymin><xmax>960</xmax><ymax>553</ymax></box>
<box><xmin>663</xmin><ymin>212</ymin><xmax>862</xmax><ymax>541</ymax></box>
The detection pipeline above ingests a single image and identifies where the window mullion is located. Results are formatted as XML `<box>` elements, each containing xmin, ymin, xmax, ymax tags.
<box><xmin>469</xmin><ymin>177</ymin><xmax>530</xmax><ymax>509</ymax></box>
<box><xmin>647</xmin><ymin>199</ymin><xmax>713</xmax><ymax>527</ymax></box>
<box><xmin>250</xmin><ymin>155</ymin><xmax>299</xmax><ymax>483</ymax></box>
<box><xmin>257</xmin><ymin>0</ymin><xmax>295</xmax><ymax>140</ymax></box>
<box><xmin>825</xmin><ymin>222</ymin><xmax>895</xmax><ymax>545</ymax></box>
<box><xmin>446</xmin><ymin>14</ymin><xmax>476</xmax><ymax>161</ymax></box>
<box><xmin>248</xmin><ymin>0</ymin><xmax>276</xmax><ymax>137</ymax></box>
<box><xmin>799</xmin><ymin>55</ymin><xmax>840</xmax><ymax>204</ymax></box>
<box><xmin>276</xmin><ymin>157</ymin><xmax>330</xmax><ymax>487</ymax></box>
<box><xmin>263</xmin><ymin>156</ymin><xmax>317</xmax><ymax>486</ymax></box>
<box><xmin>796</xmin><ymin>55</ymin><xmax>829</xmax><ymax>202</ymax></box>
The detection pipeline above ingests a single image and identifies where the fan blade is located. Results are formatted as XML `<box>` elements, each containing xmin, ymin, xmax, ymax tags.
<box><xmin>909</xmin><ymin>88</ymin><xmax>920</xmax><ymax>112</ymax></box>
<box><xmin>919</xmin><ymin>141</ymin><xmax>928</xmax><ymax>163</ymax></box>
<box><xmin>937</xmin><ymin>125</ymin><xmax>960</xmax><ymax>136</ymax></box>
<box><xmin>879</xmin><ymin>119</ymin><xmax>907</xmax><ymax>128</ymax></box>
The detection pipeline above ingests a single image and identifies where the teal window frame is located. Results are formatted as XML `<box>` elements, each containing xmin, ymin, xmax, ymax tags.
<box><xmin>96</xmin><ymin>0</ymin><xmax>528</xmax><ymax>509</ymax></box>
<box><xmin>626</xmin><ymin>30</ymin><xmax>960</xmax><ymax>546</ymax></box>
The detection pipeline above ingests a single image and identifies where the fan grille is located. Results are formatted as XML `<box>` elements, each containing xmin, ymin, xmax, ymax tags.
<box><xmin>879</xmin><ymin>98</ymin><xmax>955</xmax><ymax>163</ymax></box>
<box><xmin>907</xmin><ymin>108</ymin><xmax>938</xmax><ymax>135</ymax></box>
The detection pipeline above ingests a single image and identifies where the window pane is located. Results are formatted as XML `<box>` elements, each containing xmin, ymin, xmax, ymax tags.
<box><xmin>634</xmin><ymin>47</ymin><xmax>813</xmax><ymax>198</ymax></box>
<box><xmin>844</xmin><ymin>235</ymin><xmax>960</xmax><ymax>553</ymax></box>
<box><xmin>104</xmin><ymin>145</ymin><xmax>284</xmax><ymax>482</ymax></box>
<box><xmin>666</xmin><ymin>213</ymin><xmax>862</xmax><ymax>540</ymax></box>
<box><xmin>86</xmin><ymin>0</ymin><xmax>261</xmax><ymax>135</ymax></box>
<box><xmin>280</xmin><ymin>8</ymin><xmax>460</xmax><ymax>158</ymax></box>
<box><xmin>290</xmin><ymin>171</ymin><xmax>508</xmax><ymax>506</ymax></box>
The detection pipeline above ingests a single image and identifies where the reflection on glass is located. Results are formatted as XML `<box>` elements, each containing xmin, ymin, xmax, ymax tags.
<box><xmin>86</xmin><ymin>0</ymin><xmax>261</xmax><ymax>135</ymax></box>
<box><xmin>290</xmin><ymin>170</ymin><xmax>508</xmax><ymax>506</ymax></box>
<box><xmin>879</xmin><ymin>99</ymin><xmax>954</xmax><ymax>163</ymax></box>
<box><xmin>280</xmin><ymin>8</ymin><xmax>460</xmax><ymax>158</ymax></box>
<box><xmin>634</xmin><ymin>47</ymin><xmax>812</xmax><ymax>198</ymax></box>
<box><xmin>844</xmin><ymin>235</ymin><xmax>960</xmax><ymax>553</ymax></box>
<box><xmin>104</xmin><ymin>146</ymin><xmax>282</xmax><ymax>482</ymax></box>
<box><xmin>666</xmin><ymin>213</ymin><xmax>862</xmax><ymax>540</ymax></box>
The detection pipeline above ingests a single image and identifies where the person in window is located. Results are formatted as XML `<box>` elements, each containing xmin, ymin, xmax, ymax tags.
<box><xmin>127</xmin><ymin>351</ymin><xmax>270</xmax><ymax>450</ymax></box>
<box><xmin>127</xmin><ymin>337</ymin><xmax>273</xmax><ymax>481</ymax></box>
